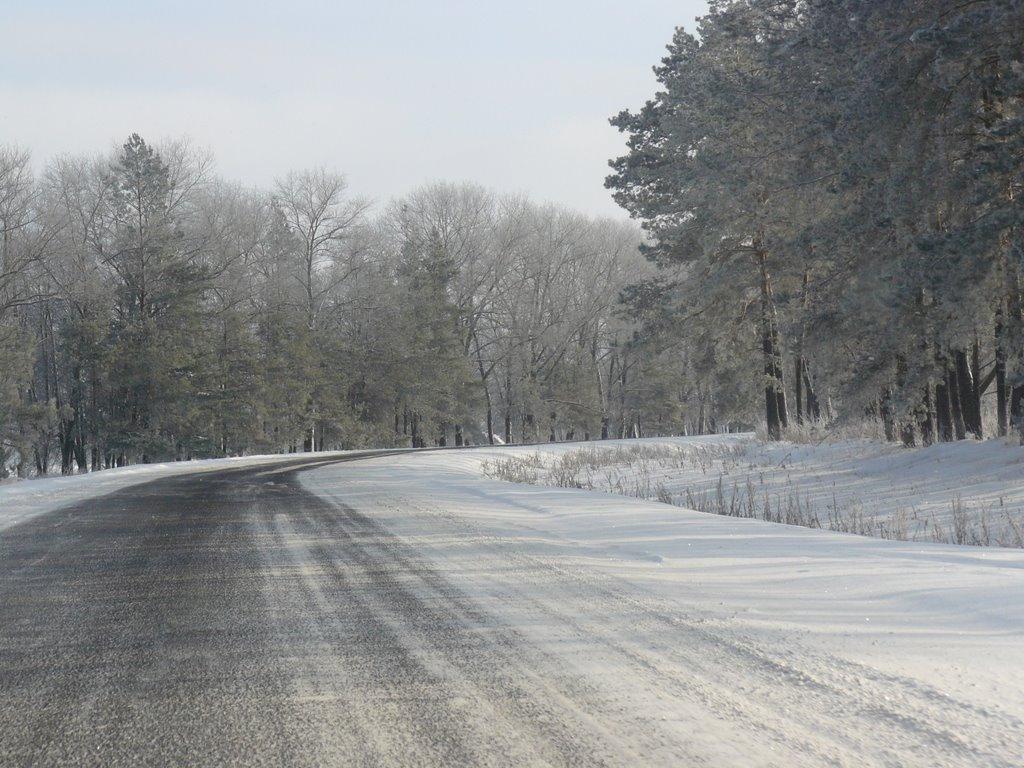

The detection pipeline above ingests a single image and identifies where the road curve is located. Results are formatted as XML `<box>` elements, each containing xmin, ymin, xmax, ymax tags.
<box><xmin>2</xmin><ymin>453</ymin><xmax>1020</xmax><ymax>767</ymax></box>
<box><xmin>0</xmin><ymin>454</ymin><xmax>634</xmax><ymax>766</ymax></box>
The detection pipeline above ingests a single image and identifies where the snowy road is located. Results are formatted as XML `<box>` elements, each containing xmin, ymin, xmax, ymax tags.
<box><xmin>1</xmin><ymin>449</ymin><xmax>1022</xmax><ymax>766</ymax></box>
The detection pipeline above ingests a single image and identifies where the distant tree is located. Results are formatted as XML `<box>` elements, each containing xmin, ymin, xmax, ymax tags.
<box><xmin>273</xmin><ymin>168</ymin><xmax>371</xmax><ymax>449</ymax></box>
<box><xmin>99</xmin><ymin>134</ymin><xmax>213</xmax><ymax>463</ymax></box>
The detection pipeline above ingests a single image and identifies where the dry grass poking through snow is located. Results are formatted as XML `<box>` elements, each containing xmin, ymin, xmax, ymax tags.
<box><xmin>482</xmin><ymin>440</ymin><xmax>1024</xmax><ymax>548</ymax></box>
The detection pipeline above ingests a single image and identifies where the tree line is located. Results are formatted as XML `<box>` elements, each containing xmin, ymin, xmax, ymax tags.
<box><xmin>6</xmin><ymin>1</ymin><xmax>1017</xmax><ymax>476</ymax></box>
<box><xmin>0</xmin><ymin>134</ymin><xmax>699</xmax><ymax>476</ymax></box>
<box><xmin>608</xmin><ymin>0</ymin><xmax>1023</xmax><ymax>443</ymax></box>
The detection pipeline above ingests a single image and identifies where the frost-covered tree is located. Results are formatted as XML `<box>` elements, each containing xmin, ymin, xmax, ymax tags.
<box><xmin>0</xmin><ymin>135</ymin><xmax>654</xmax><ymax>474</ymax></box>
<box><xmin>609</xmin><ymin>0</ymin><xmax>1024</xmax><ymax>443</ymax></box>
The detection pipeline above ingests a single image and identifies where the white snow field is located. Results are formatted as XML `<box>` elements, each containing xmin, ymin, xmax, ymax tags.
<box><xmin>475</xmin><ymin>434</ymin><xmax>1024</xmax><ymax>547</ymax></box>
<box><xmin>303</xmin><ymin>442</ymin><xmax>1024</xmax><ymax>767</ymax></box>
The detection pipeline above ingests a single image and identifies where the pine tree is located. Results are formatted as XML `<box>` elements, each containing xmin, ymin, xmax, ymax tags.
<box><xmin>102</xmin><ymin>134</ymin><xmax>211</xmax><ymax>462</ymax></box>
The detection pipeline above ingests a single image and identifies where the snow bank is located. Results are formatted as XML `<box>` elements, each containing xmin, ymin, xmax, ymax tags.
<box><xmin>301</xmin><ymin>441</ymin><xmax>1024</xmax><ymax>726</ymax></box>
<box><xmin>466</xmin><ymin>435</ymin><xmax>1024</xmax><ymax>546</ymax></box>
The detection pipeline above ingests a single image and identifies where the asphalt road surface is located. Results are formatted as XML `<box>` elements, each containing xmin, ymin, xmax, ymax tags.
<box><xmin>2</xmin><ymin>453</ymin><xmax>1020</xmax><ymax>767</ymax></box>
<box><xmin>0</xmin><ymin>454</ymin><xmax>645</xmax><ymax>766</ymax></box>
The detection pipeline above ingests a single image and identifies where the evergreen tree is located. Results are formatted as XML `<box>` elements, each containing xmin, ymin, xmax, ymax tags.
<box><xmin>102</xmin><ymin>134</ymin><xmax>212</xmax><ymax>462</ymax></box>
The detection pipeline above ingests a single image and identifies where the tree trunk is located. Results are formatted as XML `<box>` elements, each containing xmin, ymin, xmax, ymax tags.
<box><xmin>793</xmin><ymin>269</ymin><xmax>811</xmax><ymax>427</ymax></box>
<box><xmin>803</xmin><ymin>369</ymin><xmax>820</xmax><ymax>421</ymax></box>
<box><xmin>1007</xmin><ymin>254</ymin><xmax>1024</xmax><ymax>440</ymax></box>
<box><xmin>523</xmin><ymin>412</ymin><xmax>534</xmax><ymax>444</ymax></box>
<box><xmin>947</xmin><ymin>366</ymin><xmax>967</xmax><ymax>440</ymax></box>
<box><xmin>410</xmin><ymin>412</ymin><xmax>418</xmax><ymax>448</ymax></box>
<box><xmin>995</xmin><ymin>304</ymin><xmax>1009</xmax><ymax>436</ymax></box>
<box><xmin>955</xmin><ymin>349</ymin><xmax>981</xmax><ymax>438</ymax></box>
<box><xmin>794</xmin><ymin>357</ymin><xmax>804</xmax><ymax>426</ymax></box>
<box><xmin>60</xmin><ymin>422</ymin><xmax>75</xmax><ymax>475</ymax></box>
<box><xmin>971</xmin><ymin>339</ymin><xmax>983</xmax><ymax>437</ymax></box>
<box><xmin>764</xmin><ymin>382</ymin><xmax>782</xmax><ymax>440</ymax></box>
<box><xmin>73</xmin><ymin>434</ymin><xmax>87</xmax><ymax>474</ymax></box>
<box><xmin>970</xmin><ymin>342</ymin><xmax>978</xmax><ymax>434</ymax></box>
<box><xmin>920</xmin><ymin>383</ymin><xmax>936</xmax><ymax>445</ymax></box>
<box><xmin>618</xmin><ymin>358</ymin><xmax>629</xmax><ymax>440</ymax></box>
<box><xmin>472</xmin><ymin>332</ymin><xmax>494</xmax><ymax>445</ymax></box>
<box><xmin>893</xmin><ymin>356</ymin><xmax>916</xmax><ymax>446</ymax></box>
<box><xmin>1012</xmin><ymin>386</ymin><xmax>1024</xmax><ymax>441</ymax></box>
<box><xmin>900</xmin><ymin>418</ymin><xmax>916</xmax><ymax>447</ymax></box>
<box><xmin>880</xmin><ymin>394</ymin><xmax>896</xmax><ymax>442</ymax></box>
<box><xmin>504</xmin><ymin>374</ymin><xmax>513</xmax><ymax>444</ymax></box>
<box><xmin>935</xmin><ymin>368</ymin><xmax>952</xmax><ymax>441</ymax></box>
<box><xmin>757</xmin><ymin>249</ymin><xmax>788</xmax><ymax>440</ymax></box>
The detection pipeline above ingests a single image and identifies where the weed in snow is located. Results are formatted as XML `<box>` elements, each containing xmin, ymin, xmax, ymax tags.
<box><xmin>483</xmin><ymin>442</ymin><xmax>1024</xmax><ymax>549</ymax></box>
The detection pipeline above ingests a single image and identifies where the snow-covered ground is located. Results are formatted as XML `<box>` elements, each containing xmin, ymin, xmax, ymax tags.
<box><xmin>303</xmin><ymin>443</ymin><xmax>1024</xmax><ymax>765</ymax></box>
<box><xmin>4</xmin><ymin>440</ymin><xmax>1023</xmax><ymax>764</ymax></box>
<box><xmin>475</xmin><ymin>434</ymin><xmax>1024</xmax><ymax>547</ymax></box>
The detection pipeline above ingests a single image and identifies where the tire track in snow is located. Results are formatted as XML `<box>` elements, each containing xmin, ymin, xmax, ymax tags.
<box><xmin>262</xmin><ymin>468</ymin><xmax>701</xmax><ymax>766</ymax></box>
<box><xmin>381</xmin><ymin>495</ymin><xmax>1023</xmax><ymax>768</ymax></box>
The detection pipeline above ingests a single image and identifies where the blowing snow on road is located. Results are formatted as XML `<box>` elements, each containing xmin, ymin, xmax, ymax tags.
<box><xmin>1</xmin><ymin>444</ymin><xmax>1023</xmax><ymax>767</ymax></box>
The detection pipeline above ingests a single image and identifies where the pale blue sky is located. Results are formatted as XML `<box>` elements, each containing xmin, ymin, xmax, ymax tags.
<box><xmin>2</xmin><ymin>1</ymin><xmax>706</xmax><ymax>217</ymax></box>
